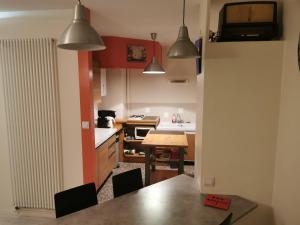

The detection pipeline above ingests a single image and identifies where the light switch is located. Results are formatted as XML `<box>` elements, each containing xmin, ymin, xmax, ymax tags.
<box><xmin>82</xmin><ymin>121</ymin><xmax>89</xmax><ymax>129</ymax></box>
<box><xmin>204</xmin><ymin>176</ymin><xmax>215</xmax><ymax>187</ymax></box>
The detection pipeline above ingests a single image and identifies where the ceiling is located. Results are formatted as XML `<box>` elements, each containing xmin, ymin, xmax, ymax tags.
<box><xmin>0</xmin><ymin>0</ymin><xmax>201</xmax><ymax>45</ymax></box>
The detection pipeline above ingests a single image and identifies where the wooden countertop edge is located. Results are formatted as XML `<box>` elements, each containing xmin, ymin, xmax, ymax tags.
<box><xmin>115</xmin><ymin>117</ymin><xmax>160</xmax><ymax>125</ymax></box>
<box><xmin>141</xmin><ymin>143</ymin><xmax>188</xmax><ymax>148</ymax></box>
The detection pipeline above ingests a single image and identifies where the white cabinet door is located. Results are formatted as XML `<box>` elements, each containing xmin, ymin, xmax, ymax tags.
<box><xmin>101</xmin><ymin>69</ymin><xmax>107</xmax><ymax>96</ymax></box>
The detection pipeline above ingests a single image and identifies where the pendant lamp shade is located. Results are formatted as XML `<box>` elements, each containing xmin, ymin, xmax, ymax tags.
<box><xmin>58</xmin><ymin>0</ymin><xmax>106</xmax><ymax>51</ymax></box>
<box><xmin>143</xmin><ymin>57</ymin><xmax>165</xmax><ymax>74</ymax></box>
<box><xmin>168</xmin><ymin>0</ymin><xmax>198</xmax><ymax>58</ymax></box>
<box><xmin>167</xmin><ymin>25</ymin><xmax>198</xmax><ymax>58</ymax></box>
<box><xmin>143</xmin><ymin>33</ymin><xmax>165</xmax><ymax>75</ymax></box>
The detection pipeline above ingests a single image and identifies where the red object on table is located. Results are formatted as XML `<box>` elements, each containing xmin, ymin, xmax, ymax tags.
<box><xmin>204</xmin><ymin>194</ymin><xmax>231</xmax><ymax>210</ymax></box>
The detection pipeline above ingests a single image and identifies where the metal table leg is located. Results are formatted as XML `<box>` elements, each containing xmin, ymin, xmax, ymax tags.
<box><xmin>145</xmin><ymin>147</ymin><xmax>151</xmax><ymax>186</ymax></box>
<box><xmin>178</xmin><ymin>147</ymin><xmax>184</xmax><ymax>174</ymax></box>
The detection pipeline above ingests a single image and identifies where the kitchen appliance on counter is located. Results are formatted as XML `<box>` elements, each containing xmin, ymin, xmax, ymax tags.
<box><xmin>97</xmin><ymin>110</ymin><xmax>116</xmax><ymax>128</ymax></box>
<box><xmin>134</xmin><ymin>126</ymin><xmax>155</xmax><ymax>140</ymax></box>
<box><xmin>128</xmin><ymin>114</ymin><xmax>145</xmax><ymax>120</ymax></box>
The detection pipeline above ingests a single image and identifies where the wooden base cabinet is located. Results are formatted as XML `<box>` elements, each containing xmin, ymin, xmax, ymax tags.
<box><xmin>96</xmin><ymin>135</ymin><xmax>117</xmax><ymax>189</ymax></box>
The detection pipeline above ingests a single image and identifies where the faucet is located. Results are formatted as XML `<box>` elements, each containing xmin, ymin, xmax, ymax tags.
<box><xmin>176</xmin><ymin>113</ymin><xmax>184</xmax><ymax>123</ymax></box>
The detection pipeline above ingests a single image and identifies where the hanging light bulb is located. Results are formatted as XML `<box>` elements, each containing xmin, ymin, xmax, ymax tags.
<box><xmin>58</xmin><ymin>0</ymin><xmax>106</xmax><ymax>51</ymax></box>
<box><xmin>143</xmin><ymin>33</ymin><xmax>166</xmax><ymax>75</ymax></box>
<box><xmin>168</xmin><ymin>0</ymin><xmax>198</xmax><ymax>58</ymax></box>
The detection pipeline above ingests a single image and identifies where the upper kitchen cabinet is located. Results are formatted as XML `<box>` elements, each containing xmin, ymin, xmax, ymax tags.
<box><xmin>93</xmin><ymin>60</ymin><xmax>107</xmax><ymax>104</ymax></box>
<box><xmin>93</xmin><ymin>36</ymin><xmax>162</xmax><ymax>69</ymax></box>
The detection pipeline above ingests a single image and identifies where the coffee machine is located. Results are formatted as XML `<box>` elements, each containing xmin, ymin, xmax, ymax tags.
<box><xmin>97</xmin><ymin>110</ymin><xmax>116</xmax><ymax>128</ymax></box>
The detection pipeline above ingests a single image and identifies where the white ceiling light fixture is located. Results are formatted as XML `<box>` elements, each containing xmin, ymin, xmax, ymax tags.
<box><xmin>168</xmin><ymin>0</ymin><xmax>199</xmax><ymax>58</ymax></box>
<box><xmin>58</xmin><ymin>0</ymin><xmax>106</xmax><ymax>51</ymax></box>
<box><xmin>143</xmin><ymin>33</ymin><xmax>166</xmax><ymax>75</ymax></box>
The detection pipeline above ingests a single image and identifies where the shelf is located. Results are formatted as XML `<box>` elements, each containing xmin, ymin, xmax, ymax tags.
<box><xmin>124</xmin><ymin>153</ymin><xmax>145</xmax><ymax>158</ymax></box>
<box><xmin>123</xmin><ymin>138</ymin><xmax>143</xmax><ymax>143</ymax></box>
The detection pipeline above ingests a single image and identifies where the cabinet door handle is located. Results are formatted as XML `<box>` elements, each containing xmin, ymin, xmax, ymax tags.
<box><xmin>108</xmin><ymin>143</ymin><xmax>116</xmax><ymax>158</ymax></box>
<box><xmin>109</xmin><ymin>150</ymin><xmax>116</xmax><ymax>158</ymax></box>
<box><xmin>108</xmin><ymin>142</ymin><xmax>115</xmax><ymax>149</ymax></box>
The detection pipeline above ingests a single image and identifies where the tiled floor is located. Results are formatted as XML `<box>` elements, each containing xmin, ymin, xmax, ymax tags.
<box><xmin>0</xmin><ymin>210</ymin><xmax>55</xmax><ymax>225</ymax></box>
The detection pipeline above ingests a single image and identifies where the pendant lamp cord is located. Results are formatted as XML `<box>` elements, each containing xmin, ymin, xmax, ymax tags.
<box><xmin>151</xmin><ymin>33</ymin><xmax>157</xmax><ymax>57</ymax></box>
<box><xmin>153</xmin><ymin>38</ymin><xmax>155</xmax><ymax>57</ymax></box>
<box><xmin>182</xmin><ymin>0</ymin><xmax>186</xmax><ymax>25</ymax></box>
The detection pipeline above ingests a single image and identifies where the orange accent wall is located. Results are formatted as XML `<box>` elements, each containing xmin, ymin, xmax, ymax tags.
<box><xmin>93</xmin><ymin>36</ymin><xmax>163</xmax><ymax>69</ymax></box>
<box><xmin>78</xmin><ymin>10</ymin><xmax>163</xmax><ymax>187</ymax></box>
<box><xmin>78</xmin><ymin>51</ymin><xmax>97</xmax><ymax>186</ymax></box>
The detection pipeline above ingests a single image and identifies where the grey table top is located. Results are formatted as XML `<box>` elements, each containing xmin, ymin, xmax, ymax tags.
<box><xmin>49</xmin><ymin>175</ymin><xmax>256</xmax><ymax>225</ymax></box>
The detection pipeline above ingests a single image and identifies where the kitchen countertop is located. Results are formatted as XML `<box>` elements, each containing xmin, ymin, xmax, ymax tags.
<box><xmin>95</xmin><ymin>128</ymin><xmax>117</xmax><ymax>149</ymax></box>
<box><xmin>156</xmin><ymin>122</ymin><xmax>196</xmax><ymax>132</ymax></box>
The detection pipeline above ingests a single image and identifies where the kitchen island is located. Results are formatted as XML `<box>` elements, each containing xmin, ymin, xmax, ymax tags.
<box><xmin>157</xmin><ymin>122</ymin><xmax>196</xmax><ymax>162</ymax></box>
<box><xmin>142</xmin><ymin>130</ymin><xmax>188</xmax><ymax>186</ymax></box>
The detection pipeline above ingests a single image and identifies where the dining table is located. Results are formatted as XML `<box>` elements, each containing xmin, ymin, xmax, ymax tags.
<box><xmin>48</xmin><ymin>175</ymin><xmax>257</xmax><ymax>225</ymax></box>
<box><xmin>141</xmin><ymin>130</ymin><xmax>188</xmax><ymax>186</ymax></box>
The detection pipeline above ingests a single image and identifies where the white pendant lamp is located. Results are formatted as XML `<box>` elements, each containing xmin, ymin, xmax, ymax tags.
<box><xmin>58</xmin><ymin>0</ymin><xmax>106</xmax><ymax>51</ymax></box>
<box><xmin>143</xmin><ymin>33</ymin><xmax>165</xmax><ymax>75</ymax></box>
<box><xmin>168</xmin><ymin>0</ymin><xmax>198</xmax><ymax>58</ymax></box>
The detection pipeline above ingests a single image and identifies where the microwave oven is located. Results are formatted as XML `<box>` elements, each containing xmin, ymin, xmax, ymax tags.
<box><xmin>134</xmin><ymin>127</ymin><xmax>154</xmax><ymax>140</ymax></box>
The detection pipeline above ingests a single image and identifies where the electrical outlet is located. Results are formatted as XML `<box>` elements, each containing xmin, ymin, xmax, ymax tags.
<box><xmin>204</xmin><ymin>176</ymin><xmax>215</xmax><ymax>187</ymax></box>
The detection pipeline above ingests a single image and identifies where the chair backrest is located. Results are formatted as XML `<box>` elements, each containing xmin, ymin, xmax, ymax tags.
<box><xmin>54</xmin><ymin>183</ymin><xmax>98</xmax><ymax>218</ymax></box>
<box><xmin>112</xmin><ymin>168</ymin><xmax>143</xmax><ymax>198</ymax></box>
<box><xmin>219</xmin><ymin>213</ymin><xmax>233</xmax><ymax>225</ymax></box>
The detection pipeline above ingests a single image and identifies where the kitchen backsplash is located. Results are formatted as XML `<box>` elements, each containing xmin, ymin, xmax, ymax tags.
<box><xmin>127</xmin><ymin>103</ymin><xmax>196</xmax><ymax>123</ymax></box>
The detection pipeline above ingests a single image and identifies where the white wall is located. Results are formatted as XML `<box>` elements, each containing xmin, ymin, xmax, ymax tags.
<box><xmin>272</xmin><ymin>1</ymin><xmax>300</xmax><ymax>225</ymax></box>
<box><xmin>194</xmin><ymin>0</ymin><xmax>210</xmax><ymax>185</ymax></box>
<box><xmin>0</xmin><ymin>10</ymin><xmax>83</xmax><ymax>211</ymax></box>
<box><xmin>202</xmin><ymin>41</ymin><xmax>283</xmax><ymax>225</ymax></box>
<box><xmin>127</xmin><ymin>47</ymin><xmax>197</xmax><ymax>122</ymax></box>
<box><xmin>98</xmin><ymin>47</ymin><xmax>198</xmax><ymax>123</ymax></box>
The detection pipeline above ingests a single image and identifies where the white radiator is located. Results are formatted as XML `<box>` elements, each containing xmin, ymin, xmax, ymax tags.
<box><xmin>0</xmin><ymin>38</ymin><xmax>63</xmax><ymax>209</ymax></box>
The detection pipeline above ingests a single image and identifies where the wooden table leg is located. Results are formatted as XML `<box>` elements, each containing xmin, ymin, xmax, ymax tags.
<box><xmin>145</xmin><ymin>147</ymin><xmax>151</xmax><ymax>186</ymax></box>
<box><xmin>178</xmin><ymin>147</ymin><xmax>184</xmax><ymax>174</ymax></box>
<box><xmin>151</xmin><ymin>147</ymin><xmax>156</xmax><ymax>171</ymax></box>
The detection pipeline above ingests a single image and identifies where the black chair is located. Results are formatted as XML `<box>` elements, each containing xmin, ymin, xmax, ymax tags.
<box><xmin>219</xmin><ymin>213</ymin><xmax>233</xmax><ymax>225</ymax></box>
<box><xmin>54</xmin><ymin>183</ymin><xmax>98</xmax><ymax>218</ymax></box>
<box><xmin>112</xmin><ymin>168</ymin><xmax>143</xmax><ymax>198</ymax></box>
